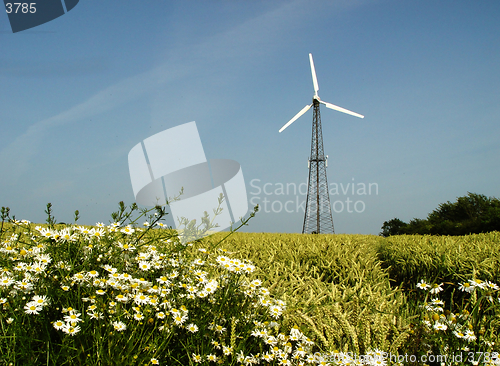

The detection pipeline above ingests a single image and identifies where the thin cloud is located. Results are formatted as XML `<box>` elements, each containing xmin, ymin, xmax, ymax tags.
<box><xmin>0</xmin><ymin>0</ymin><xmax>357</xmax><ymax>185</ymax></box>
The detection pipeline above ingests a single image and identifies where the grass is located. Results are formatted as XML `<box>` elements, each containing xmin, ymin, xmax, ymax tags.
<box><xmin>0</xmin><ymin>203</ymin><xmax>499</xmax><ymax>365</ymax></box>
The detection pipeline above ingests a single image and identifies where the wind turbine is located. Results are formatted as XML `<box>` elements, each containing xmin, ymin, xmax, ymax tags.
<box><xmin>279</xmin><ymin>53</ymin><xmax>364</xmax><ymax>234</ymax></box>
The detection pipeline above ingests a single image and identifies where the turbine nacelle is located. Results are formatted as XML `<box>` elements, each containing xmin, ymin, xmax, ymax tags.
<box><xmin>279</xmin><ymin>53</ymin><xmax>364</xmax><ymax>133</ymax></box>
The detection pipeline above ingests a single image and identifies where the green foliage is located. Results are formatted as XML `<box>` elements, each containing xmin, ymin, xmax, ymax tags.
<box><xmin>2</xmin><ymin>203</ymin><xmax>310</xmax><ymax>366</ymax></box>
<box><xmin>381</xmin><ymin>192</ymin><xmax>500</xmax><ymax>236</ymax></box>
<box><xmin>380</xmin><ymin>218</ymin><xmax>407</xmax><ymax>237</ymax></box>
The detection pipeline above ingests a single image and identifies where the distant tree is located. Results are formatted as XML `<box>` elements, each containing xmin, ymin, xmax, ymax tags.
<box><xmin>428</xmin><ymin>192</ymin><xmax>500</xmax><ymax>235</ymax></box>
<box><xmin>483</xmin><ymin>204</ymin><xmax>500</xmax><ymax>232</ymax></box>
<box><xmin>380</xmin><ymin>218</ymin><xmax>407</xmax><ymax>237</ymax></box>
<box><xmin>380</xmin><ymin>192</ymin><xmax>500</xmax><ymax>236</ymax></box>
<box><xmin>429</xmin><ymin>192</ymin><xmax>487</xmax><ymax>222</ymax></box>
<box><xmin>404</xmin><ymin>218</ymin><xmax>432</xmax><ymax>235</ymax></box>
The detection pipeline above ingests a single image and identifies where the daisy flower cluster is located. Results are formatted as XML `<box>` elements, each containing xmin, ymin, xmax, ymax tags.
<box><xmin>415</xmin><ymin>279</ymin><xmax>500</xmax><ymax>360</ymax></box>
<box><xmin>246</xmin><ymin>325</ymin><xmax>317</xmax><ymax>365</ymax></box>
<box><xmin>0</xmin><ymin>213</ymin><xmax>321</xmax><ymax>365</ymax></box>
<box><xmin>52</xmin><ymin>307</ymin><xmax>83</xmax><ymax>336</ymax></box>
<box><xmin>191</xmin><ymin>324</ymin><xmax>320</xmax><ymax>366</ymax></box>
<box><xmin>458</xmin><ymin>279</ymin><xmax>500</xmax><ymax>296</ymax></box>
<box><xmin>24</xmin><ymin>294</ymin><xmax>50</xmax><ymax>315</ymax></box>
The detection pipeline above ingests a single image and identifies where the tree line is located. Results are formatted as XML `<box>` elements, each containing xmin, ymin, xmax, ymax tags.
<box><xmin>380</xmin><ymin>192</ymin><xmax>500</xmax><ymax>236</ymax></box>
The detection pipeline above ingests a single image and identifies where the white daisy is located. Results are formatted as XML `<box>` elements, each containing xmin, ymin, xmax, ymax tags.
<box><xmin>32</xmin><ymin>295</ymin><xmax>50</xmax><ymax>307</ymax></box>
<box><xmin>416</xmin><ymin>280</ymin><xmax>431</xmax><ymax>290</ymax></box>
<box><xmin>113</xmin><ymin>321</ymin><xmax>127</xmax><ymax>332</ymax></box>
<box><xmin>433</xmin><ymin>322</ymin><xmax>447</xmax><ymax>331</ymax></box>
<box><xmin>186</xmin><ymin>323</ymin><xmax>198</xmax><ymax>333</ymax></box>
<box><xmin>138</xmin><ymin>261</ymin><xmax>151</xmax><ymax>271</ymax></box>
<box><xmin>64</xmin><ymin>312</ymin><xmax>83</xmax><ymax>324</ymax></box>
<box><xmin>24</xmin><ymin>303</ymin><xmax>42</xmax><ymax>315</ymax></box>
<box><xmin>133</xmin><ymin>312</ymin><xmax>145</xmax><ymax>321</ymax></box>
<box><xmin>269</xmin><ymin>305</ymin><xmax>283</xmax><ymax>319</ymax></box>
<box><xmin>459</xmin><ymin>282</ymin><xmax>475</xmax><ymax>293</ymax></box>
<box><xmin>53</xmin><ymin>320</ymin><xmax>65</xmax><ymax>330</ymax></box>
<box><xmin>429</xmin><ymin>283</ymin><xmax>444</xmax><ymax>294</ymax></box>
<box><xmin>62</xmin><ymin>324</ymin><xmax>81</xmax><ymax>336</ymax></box>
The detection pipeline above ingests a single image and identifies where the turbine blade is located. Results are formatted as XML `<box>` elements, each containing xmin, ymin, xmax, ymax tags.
<box><xmin>279</xmin><ymin>104</ymin><xmax>312</xmax><ymax>133</ymax></box>
<box><xmin>320</xmin><ymin>101</ymin><xmax>364</xmax><ymax>119</ymax></box>
<box><xmin>309</xmin><ymin>53</ymin><xmax>319</xmax><ymax>97</ymax></box>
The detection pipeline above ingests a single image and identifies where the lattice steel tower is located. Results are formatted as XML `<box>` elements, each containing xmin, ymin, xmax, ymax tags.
<box><xmin>303</xmin><ymin>98</ymin><xmax>334</xmax><ymax>234</ymax></box>
<box><xmin>279</xmin><ymin>54</ymin><xmax>364</xmax><ymax>234</ymax></box>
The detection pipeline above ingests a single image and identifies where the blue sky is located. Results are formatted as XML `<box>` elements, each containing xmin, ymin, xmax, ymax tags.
<box><xmin>1</xmin><ymin>0</ymin><xmax>499</xmax><ymax>235</ymax></box>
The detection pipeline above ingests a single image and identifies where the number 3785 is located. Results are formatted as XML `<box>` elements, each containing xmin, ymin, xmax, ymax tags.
<box><xmin>5</xmin><ymin>3</ymin><xmax>37</xmax><ymax>13</ymax></box>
